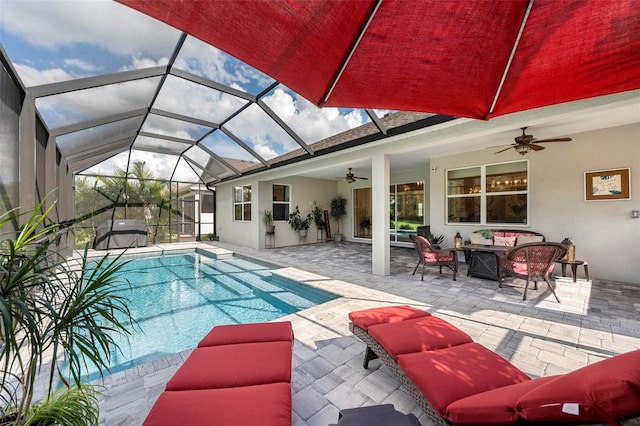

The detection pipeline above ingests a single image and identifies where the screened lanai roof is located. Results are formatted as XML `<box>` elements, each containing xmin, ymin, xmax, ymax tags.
<box><xmin>0</xmin><ymin>0</ymin><xmax>445</xmax><ymax>185</ymax></box>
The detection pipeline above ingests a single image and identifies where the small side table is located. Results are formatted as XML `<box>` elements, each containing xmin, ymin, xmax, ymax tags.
<box><xmin>556</xmin><ymin>259</ymin><xmax>589</xmax><ymax>282</ymax></box>
<box><xmin>265</xmin><ymin>231</ymin><xmax>275</xmax><ymax>249</ymax></box>
<box><xmin>330</xmin><ymin>404</ymin><xmax>420</xmax><ymax>426</ymax></box>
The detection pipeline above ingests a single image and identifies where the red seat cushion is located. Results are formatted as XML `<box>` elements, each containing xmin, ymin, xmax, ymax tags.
<box><xmin>505</xmin><ymin>261</ymin><xmax>554</xmax><ymax>276</ymax></box>
<box><xmin>143</xmin><ymin>382</ymin><xmax>292</xmax><ymax>426</ymax></box>
<box><xmin>368</xmin><ymin>316</ymin><xmax>473</xmax><ymax>359</ymax></box>
<box><xmin>166</xmin><ymin>342</ymin><xmax>292</xmax><ymax>391</ymax></box>
<box><xmin>517</xmin><ymin>349</ymin><xmax>640</xmax><ymax>423</ymax></box>
<box><xmin>348</xmin><ymin>305</ymin><xmax>430</xmax><ymax>330</ymax></box>
<box><xmin>445</xmin><ymin>376</ymin><xmax>558</xmax><ymax>425</ymax></box>
<box><xmin>424</xmin><ymin>252</ymin><xmax>455</xmax><ymax>262</ymax></box>
<box><xmin>198</xmin><ymin>321</ymin><xmax>293</xmax><ymax>347</ymax></box>
<box><xmin>397</xmin><ymin>343</ymin><xmax>530</xmax><ymax>417</ymax></box>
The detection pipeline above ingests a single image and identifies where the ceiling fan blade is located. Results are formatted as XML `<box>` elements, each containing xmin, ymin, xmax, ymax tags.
<box><xmin>354</xmin><ymin>176</ymin><xmax>368</xmax><ymax>180</ymax></box>
<box><xmin>529</xmin><ymin>144</ymin><xmax>545</xmax><ymax>151</ymax></box>
<box><xmin>531</xmin><ymin>137</ymin><xmax>572</xmax><ymax>144</ymax></box>
<box><xmin>495</xmin><ymin>145</ymin><xmax>516</xmax><ymax>154</ymax></box>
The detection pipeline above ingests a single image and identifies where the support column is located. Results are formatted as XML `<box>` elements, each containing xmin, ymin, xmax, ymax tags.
<box><xmin>44</xmin><ymin>135</ymin><xmax>58</xmax><ymax>220</ymax></box>
<box><xmin>18</xmin><ymin>92</ymin><xmax>36</xmax><ymax>218</ymax></box>
<box><xmin>65</xmin><ymin>162</ymin><xmax>75</xmax><ymax>254</ymax></box>
<box><xmin>371</xmin><ymin>153</ymin><xmax>390</xmax><ymax>275</ymax></box>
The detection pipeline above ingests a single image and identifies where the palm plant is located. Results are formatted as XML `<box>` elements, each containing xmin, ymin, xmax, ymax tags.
<box><xmin>0</xmin><ymin>199</ymin><xmax>135</xmax><ymax>425</ymax></box>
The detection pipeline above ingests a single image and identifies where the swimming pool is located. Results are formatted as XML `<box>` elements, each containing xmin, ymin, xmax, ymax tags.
<box><xmin>79</xmin><ymin>249</ymin><xmax>337</xmax><ymax>380</ymax></box>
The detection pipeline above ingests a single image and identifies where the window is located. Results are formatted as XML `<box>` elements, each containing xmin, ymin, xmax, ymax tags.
<box><xmin>447</xmin><ymin>161</ymin><xmax>528</xmax><ymax>225</ymax></box>
<box><xmin>233</xmin><ymin>185</ymin><xmax>251</xmax><ymax>221</ymax></box>
<box><xmin>272</xmin><ymin>184</ymin><xmax>290</xmax><ymax>221</ymax></box>
<box><xmin>201</xmin><ymin>193</ymin><xmax>214</xmax><ymax>213</ymax></box>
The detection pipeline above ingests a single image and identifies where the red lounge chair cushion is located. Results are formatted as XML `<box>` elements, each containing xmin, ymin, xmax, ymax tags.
<box><xmin>517</xmin><ymin>349</ymin><xmax>640</xmax><ymax>423</ymax></box>
<box><xmin>198</xmin><ymin>321</ymin><xmax>293</xmax><ymax>347</ymax></box>
<box><xmin>166</xmin><ymin>342</ymin><xmax>292</xmax><ymax>391</ymax></box>
<box><xmin>445</xmin><ymin>376</ymin><xmax>558</xmax><ymax>425</ymax></box>
<box><xmin>143</xmin><ymin>382</ymin><xmax>292</xmax><ymax>426</ymax></box>
<box><xmin>368</xmin><ymin>316</ymin><xmax>473</xmax><ymax>359</ymax></box>
<box><xmin>348</xmin><ymin>305</ymin><xmax>430</xmax><ymax>330</ymax></box>
<box><xmin>398</xmin><ymin>343</ymin><xmax>530</xmax><ymax>417</ymax></box>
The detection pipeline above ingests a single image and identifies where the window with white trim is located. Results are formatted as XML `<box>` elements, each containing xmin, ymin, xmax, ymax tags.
<box><xmin>233</xmin><ymin>185</ymin><xmax>251</xmax><ymax>221</ymax></box>
<box><xmin>447</xmin><ymin>160</ymin><xmax>529</xmax><ymax>225</ymax></box>
<box><xmin>272</xmin><ymin>184</ymin><xmax>290</xmax><ymax>221</ymax></box>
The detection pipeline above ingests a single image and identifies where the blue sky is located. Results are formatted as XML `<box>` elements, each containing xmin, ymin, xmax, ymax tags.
<box><xmin>0</xmin><ymin>0</ymin><xmax>378</xmax><ymax>182</ymax></box>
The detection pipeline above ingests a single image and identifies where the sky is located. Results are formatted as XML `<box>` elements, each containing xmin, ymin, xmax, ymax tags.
<box><xmin>0</xmin><ymin>0</ymin><xmax>383</xmax><ymax>183</ymax></box>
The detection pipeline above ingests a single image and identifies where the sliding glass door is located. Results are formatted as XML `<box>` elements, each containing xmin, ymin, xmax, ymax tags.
<box><xmin>354</xmin><ymin>188</ymin><xmax>372</xmax><ymax>239</ymax></box>
<box><xmin>391</xmin><ymin>182</ymin><xmax>424</xmax><ymax>243</ymax></box>
<box><xmin>353</xmin><ymin>181</ymin><xmax>424</xmax><ymax>243</ymax></box>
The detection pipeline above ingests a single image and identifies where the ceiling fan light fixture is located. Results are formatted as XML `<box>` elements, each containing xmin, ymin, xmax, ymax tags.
<box><xmin>515</xmin><ymin>144</ymin><xmax>530</xmax><ymax>155</ymax></box>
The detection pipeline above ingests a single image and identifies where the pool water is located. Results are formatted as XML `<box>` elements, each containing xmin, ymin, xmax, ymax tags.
<box><xmin>78</xmin><ymin>250</ymin><xmax>337</xmax><ymax>380</ymax></box>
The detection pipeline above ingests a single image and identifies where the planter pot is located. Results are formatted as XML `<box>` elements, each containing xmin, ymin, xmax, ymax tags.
<box><xmin>299</xmin><ymin>229</ymin><xmax>308</xmax><ymax>238</ymax></box>
<box><xmin>266</xmin><ymin>224</ymin><xmax>275</xmax><ymax>233</ymax></box>
<box><xmin>334</xmin><ymin>233</ymin><xmax>342</xmax><ymax>242</ymax></box>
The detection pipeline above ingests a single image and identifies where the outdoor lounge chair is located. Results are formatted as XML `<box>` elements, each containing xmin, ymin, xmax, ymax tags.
<box><xmin>409</xmin><ymin>234</ymin><xmax>458</xmax><ymax>281</ymax></box>
<box><xmin>497</xmin><ymin>242</ymin><xmax>567</xmax><ymax>302</ymax></box>
<box><xmin>349</xmin><ymin>305</ymin><xmax>640</xmax><ymax>426</ymax></box>
<box><xmin>144</xmin><ymin>321</ymin><xmax>294</xmax><ymax>426</ymax></box>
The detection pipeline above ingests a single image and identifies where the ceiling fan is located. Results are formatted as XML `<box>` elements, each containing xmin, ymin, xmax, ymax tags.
<box><xmin>495</xmin><ymin>127</ymin><xmax>572</xmax><ymax>155</ymax></box>
<box><xmin>345</xmin><ymin>168</ymin><xmax>368</xmax><ymax>183</ymax></box>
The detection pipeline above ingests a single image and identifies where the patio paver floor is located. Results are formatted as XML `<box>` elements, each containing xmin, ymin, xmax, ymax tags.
<box><xmin>92</xmin><ymin>241</ymin><xmax>640</xmax><ymax>425</ymax></box>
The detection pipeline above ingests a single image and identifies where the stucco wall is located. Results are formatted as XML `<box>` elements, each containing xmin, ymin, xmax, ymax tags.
<box><xmin>429</xmin><ymin>123</ymin><xmax>640</xmax><ymax>284</ymax></box>
<box><xmin>217</xmin><ymin>176</ymin><xmax>337</xmax><ymax>248</ymax></box>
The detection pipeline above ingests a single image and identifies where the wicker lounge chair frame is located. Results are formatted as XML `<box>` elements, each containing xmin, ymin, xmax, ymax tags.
<box><xmin>350</xmin><ymin>322</ymin><xmax>640</xmax><ymax>426</ymax></box>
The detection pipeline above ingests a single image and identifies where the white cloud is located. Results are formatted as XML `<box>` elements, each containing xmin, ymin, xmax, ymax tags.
<box><xmin>253</xmin><ymin>144</ymin><xmax>279</xmax><ymax>160</ymax></box>
<box><xmin>37</xmin><ymin>77</ymin><xmax>160</xmax><ymax>128</ymax></box>
<box><xmin>129</xmin><ymin>151</ymin><xmax>179</xmax><ymax>181</ymax></box>
<box><xmin>1</xmin><ymin>0</ymin><xmax>180</xmax><ymax>57</ymax></box>
<box><xmin>14</xmin><ymin>63</ymin><xmax>82</xmax><ymax>86</ymax></box>
<box><xmin>63</xmin><ymin>58</ymin><xmax>103</xmax><ymax>72</ymax></box>
<box><xmin>174</xmin><ymin>36</ymin><xmax>274</xmax><ymax>94</ymax></box>
<box><xmin>262</xmin><ymin>88</ymin><xmax>365</xmax><ymax>142</ymax></box>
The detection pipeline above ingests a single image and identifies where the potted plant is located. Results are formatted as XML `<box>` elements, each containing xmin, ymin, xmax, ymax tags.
<box><xmin>312</xmin><ymin>206</ymin><xmax>325</xmax><ymax>229</ymax></box>
<box><xmin>359</xmin><ymin>217</ymin><xmax>371</xmax><ymax>235</ymax></box>
<box><xmin>263</xmin><ymin>209</ymin><xmax>275</xmax><ymax>233</ymax></box>
<box><xmin>287</xmin><ymin>205</ymin><xmax>312</xmax><ymax>237</ymax></box>
<box><xmin>0</xmin><ymin>200</ymin><xmax>135</xmax><ymax>425</ymax></box>
<box><xmin>479</xmin><ymin>229</ymin><xmax>494</xmax><ymax>245</ymax></box>
<box><xmin>426</xmin><ymin>232</ymin><xmax>445</xmax><ymax>249</ymax></box>
<box><xmin>330</xmin><ymin>195</ymin><xmax>347</xmax><ymax>241</ymax></box>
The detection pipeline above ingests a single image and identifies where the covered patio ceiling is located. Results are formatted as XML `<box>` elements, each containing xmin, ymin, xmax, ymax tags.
<box><xmin>1</xmin><ymin>1</ymin><xmax>639</xmax><ymax>186</ymax></box>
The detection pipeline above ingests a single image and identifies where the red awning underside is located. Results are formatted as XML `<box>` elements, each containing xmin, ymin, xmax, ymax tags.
<box><xmin>117</xmin><ymin>0</ymin><xmax>640</xmax><ymax>120</ymax></box>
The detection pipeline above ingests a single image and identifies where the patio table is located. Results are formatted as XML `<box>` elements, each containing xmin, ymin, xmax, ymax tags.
<box><xmin>460</xmin><ymin>244</ymin><xmax>510</xmax><ymax>281</ymax></box>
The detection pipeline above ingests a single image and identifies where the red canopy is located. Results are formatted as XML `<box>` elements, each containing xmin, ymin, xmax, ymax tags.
<box><xmin>117</xmin><ymin>0</ymin><xmax>640</xmax><ymax>120</ymax></box>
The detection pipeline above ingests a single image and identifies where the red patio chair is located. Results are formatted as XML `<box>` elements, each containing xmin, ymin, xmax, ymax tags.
<box><xmin>409</xmin><ymin>235</ymin><xmax>458</xmax><ymax>281</ymax></box>
<box><xmin>498</xmin><ymin>242</ymin><xmax>567</xmax><ymax>302</ymax></box>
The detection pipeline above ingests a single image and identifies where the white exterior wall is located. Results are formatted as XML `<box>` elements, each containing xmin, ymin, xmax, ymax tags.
<box><xmin>214</xmin><ymin>122</ymin><xmax>639</xmax><ymax>284</ymax></box>
<box><xmin>430</xmin><ymin>123</ymin><xmax>640</xmax><ymax>283</ymax></box>
<box><xmin>217</xmin><ymin>176</ymin><xmax>337</xmax><ymax>248</ymax></box>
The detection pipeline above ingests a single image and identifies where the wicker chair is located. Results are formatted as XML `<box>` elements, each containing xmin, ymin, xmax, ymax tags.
<box><xmin>498</xmin><ymin>242</ymin><xmax>567</xmax><ymax>302</ymax></box>
<box><xmin>409</xmin><ymin>235</ymin><xmax>458</xmax><ymax>281</ymax></box>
